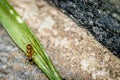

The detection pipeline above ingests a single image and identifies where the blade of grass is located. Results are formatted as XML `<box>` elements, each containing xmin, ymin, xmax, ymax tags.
<box><xmin>0</xmin><ymin>0</ymin><xmax>62</xmax><ymax>80</ymax></box>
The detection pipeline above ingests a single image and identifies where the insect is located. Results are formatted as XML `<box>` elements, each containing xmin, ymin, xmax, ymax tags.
<box><xmin>26</xmin><ymin>44</ymin><xmax>34</xmax><ymax>64</ymax></box>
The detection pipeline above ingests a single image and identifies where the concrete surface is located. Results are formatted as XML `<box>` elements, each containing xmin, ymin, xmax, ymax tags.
<box><xmin>0</xmin><ymin>0</ymin><xmax>119</xmax><ymax>80</ymax></box>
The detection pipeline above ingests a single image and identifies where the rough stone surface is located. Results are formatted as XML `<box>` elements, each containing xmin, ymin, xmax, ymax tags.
<box><xmin>47</xmin><ymin>0</ymin><xmax>120</xmax><ymax>58</ymax></box>
<box><xmin>0</xmin><ymin>0</ymin><xmax>120</xmax><ymax>80</ymax></box>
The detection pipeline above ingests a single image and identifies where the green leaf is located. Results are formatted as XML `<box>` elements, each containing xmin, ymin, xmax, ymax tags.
<box><xmin>0</xmin><ymin>0</ymin><xmax>62</xmax><ymax>80</ymax></box>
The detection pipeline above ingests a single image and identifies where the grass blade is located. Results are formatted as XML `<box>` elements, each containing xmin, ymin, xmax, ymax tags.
<box><xmin>0</xmin><ymin>0</ymin><xmax>62</xmax><ymax>80</ymax></box>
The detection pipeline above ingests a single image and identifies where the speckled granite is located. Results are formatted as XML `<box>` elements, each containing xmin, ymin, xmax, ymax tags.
<box><xmin>0</xmin><ymin>0</ymin><xmax>120</xmax><ymax>80</ymax></box>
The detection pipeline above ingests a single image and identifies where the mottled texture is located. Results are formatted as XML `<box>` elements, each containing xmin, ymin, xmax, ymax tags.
<box><xmin>0</xmin><ymin>0</ymin><xmax>120</xmax><ymax>80</ymax></box>
<box><xmin>46</xmin><ymin>0</ymin><xmax>120</xmax><ymax>58</ymax></box>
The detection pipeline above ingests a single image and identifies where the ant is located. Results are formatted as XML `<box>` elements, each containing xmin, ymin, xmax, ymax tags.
<box><xmin>26</xmin><ymin>44</ymin><xmax>34</xmax><ymax>64</ymax></box>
